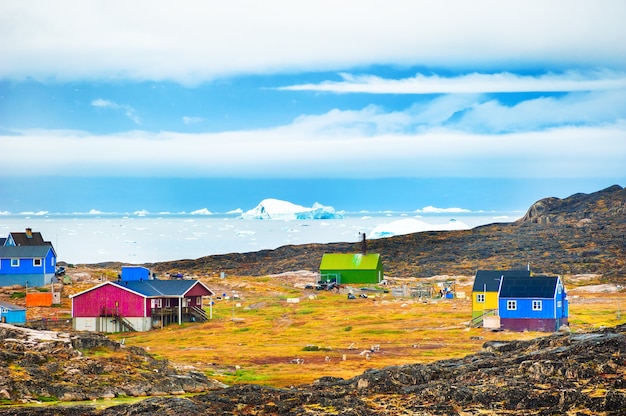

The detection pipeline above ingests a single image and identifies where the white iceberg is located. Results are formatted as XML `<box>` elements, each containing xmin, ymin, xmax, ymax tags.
<box><xmin>416</xmin><ymin>206</ymin><xmax>471</xmax><ymax>213</ymax></box>
<box><xmin>240</xmin><ymin>198</ymin><xmax>343</xmax><ymax>220</ymax></box>
<box><xmin>370</xmin><ymin>218</ymin><xmax>469</xmax><ymax>238</ymax></box>
<box><xmin>190</xmin><ymin>208</ymin><xmax>213</xmax><ymax>215</ymax></box>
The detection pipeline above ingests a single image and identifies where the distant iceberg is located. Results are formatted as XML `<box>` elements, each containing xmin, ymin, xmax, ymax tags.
<box><xmin>416</xmin><ymin>206</ymin><xmax>471</xmax><ymax>213</ymax></box>
<box><xmin>190</xmin><ymin>208</ymin><xmax>213</xmax><ymax>215</ymax></box>
<box><xmin>370</xmin><ymin>218</ymin><xmax>469</xmax><ymax>238</ymax></box>
<box><xmin>240</xmin><ymin>198</ymin><xmax>343</xmax><ymax>220</ymax></box>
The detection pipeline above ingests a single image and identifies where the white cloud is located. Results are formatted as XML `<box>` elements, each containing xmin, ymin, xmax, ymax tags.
<box><xmin>1</xmin><ymin>121</ymin><xmax>624</xmax><ymax>179</ymax></box>
<box><xmin>280</xmin><ymin>71</ymin><xmax>626</xmax><ymax>94</ymax></box>
<box><xmin>272</xmin><ymin>90</ymin><xmax>626</xmax><ymax>135</ymax></box>
<box><xmin>1</xmin><ymin>1</ymin><xmax>625</xmax><ymax>82</ymax></box>
<box><xmin>91</xmin><ymin>99</ymin><xmax>141</xmax><ymax>125</ymax></box>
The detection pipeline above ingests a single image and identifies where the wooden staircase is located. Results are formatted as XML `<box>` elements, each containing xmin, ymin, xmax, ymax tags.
<box><xmin>190</xmin><ymin>306</ymin><xmax>209</xmax><ymax>322</ymax></box>
<box><xmin>469</xmin><ymin>309</ymin><xmax>498</xmax><ymax>328</ymax></box>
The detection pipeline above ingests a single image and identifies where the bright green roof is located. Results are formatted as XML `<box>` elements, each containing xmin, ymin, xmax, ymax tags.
<box><xmin>320</xmin><ymin>253</ymin><xmax>381</xmax><ymax>270</ymax></box>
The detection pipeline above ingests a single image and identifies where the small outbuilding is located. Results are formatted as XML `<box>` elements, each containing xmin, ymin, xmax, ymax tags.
<box><xmin>0</xmin><ymin>300</ymin><xmax>27</xmax><ymax>325</ymax></box>
<box><xmin>120</xmin><ymin>266</ymin><xmax>152</xmax><ymax>281</ymax></box>
<box><xmin>319</xmin><ymin>253</ymin><xmax>384</xmax><ymax>285</ymax></box>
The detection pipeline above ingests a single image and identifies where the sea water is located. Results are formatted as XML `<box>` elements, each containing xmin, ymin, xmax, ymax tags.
<box><xmin>0</xmin><ymin>211</ymin><xmax>521</xmax><ymax>265</ymax></box>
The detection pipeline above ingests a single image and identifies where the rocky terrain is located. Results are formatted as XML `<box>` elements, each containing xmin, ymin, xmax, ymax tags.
<box><xmin>0</xmin><ymin>324</ymin><xmax>224</xmax><ymax>404</ymax></box>
<box><xmin>0</xmin><ymin>323</ymin><xmax>624</xmax><ymax>415</ymax></box>
<box><xmin>130</xmin><ymin>185</ymin><xmax>625</xmax><ymax>281</ymax></box>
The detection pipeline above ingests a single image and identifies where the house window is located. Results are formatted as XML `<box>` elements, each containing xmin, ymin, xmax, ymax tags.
<box><xmin>532</xmin><ymin>300</ymin><xmax>542</xmax><ymax>311</ymax></box>
<box><xmin>165</xmin><ymin>299</ymin><xmax>170</xmax><ymax>307</ymax></box>
<box><xmin>507</xmin><ymin>300</ymin><xmax>517</xmax><ymax>310</ymax></box>
<box><xmin>34</xmin><ymin>258</ymin><xmax>42</xmax><ymax>267</ymax></box>
<box><xmin>196</xmin><ymin>296</ymin><xmax>202</xmax><ymax>305</ymax></box>
<box><xmin>11</xmin><ymin>258</ymin><xmax>19</xmax><ymax>267</ymax></box>
<box><xmin>557</xmin><ymin>300</ymin><xmax>562</xmax><ymax>308</ymax></box>
<box><xmin>476</xmin><ymin>293</ymin><xmax>485</xmax><ymax>303</ymax></box>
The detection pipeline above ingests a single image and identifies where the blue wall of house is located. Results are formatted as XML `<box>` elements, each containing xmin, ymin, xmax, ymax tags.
<box><xmin>0</xmin><ymin>250</ymin><xmax>55</xmax><ymax>287</ymax></box>
<box><xmin>499</xmin><ymin>298</ymin><xmax>557</xmax><ymax>319</ymax></box>
<box><xmin>121</xmin><ymin>266</ymin><xmax>151</xmax><ymax>281</ymax></box>
<box><xmin>0</xmin><ymin>273</ymin><xmax>48</xmax><ymax>287</ymax></box>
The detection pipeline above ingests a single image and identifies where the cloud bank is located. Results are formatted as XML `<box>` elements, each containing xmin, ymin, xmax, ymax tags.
<box><xmin>1</xmin><ymin>1</ymin><xmax>625</xmax><ymax>82</ymax></box>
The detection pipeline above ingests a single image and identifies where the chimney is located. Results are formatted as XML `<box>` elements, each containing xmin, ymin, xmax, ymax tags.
<box><xmin>361</xmin><ymin>233</ymin><xmax>367</xmax><ymax>255</ymax></box>
<box><xmin>25</xmin><ymin>228</ymin><xmax>33</xmax><ymax>238</ymax></box>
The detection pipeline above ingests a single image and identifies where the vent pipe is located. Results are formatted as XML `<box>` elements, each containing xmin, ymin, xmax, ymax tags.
<box><xmin>361</xmin><ymin>233</ymin><xmax>367</xmax><ymax>255</ymax></box>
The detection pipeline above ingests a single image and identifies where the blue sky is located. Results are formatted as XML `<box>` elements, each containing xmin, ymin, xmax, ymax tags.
<box><xmin>1</xmin><ymin>1</ymin><xmax>625</xmax><ymax>214</ymax></box>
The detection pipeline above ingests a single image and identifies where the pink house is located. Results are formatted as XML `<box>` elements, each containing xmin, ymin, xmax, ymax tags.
<box><xmin>71</xmin><ymin>279</ymin><xmax>214</xmax><ymax>332</ymax></box>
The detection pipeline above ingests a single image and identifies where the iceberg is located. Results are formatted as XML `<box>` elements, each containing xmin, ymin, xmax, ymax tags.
<box><xmin>240</xmin><ymin>198</ymin><xmax>343</xmax><ymax>220</ymax></box>
<box><xmin>190</xmin><ymin>208</ymin><xmax>213</xmax><ymax>215</ymax></box>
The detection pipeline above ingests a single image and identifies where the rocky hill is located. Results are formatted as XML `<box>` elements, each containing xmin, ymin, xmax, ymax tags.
<box><xmin>142</xmin><ymin>185</ymin><xmax>625</xmax><ymax>280</ymax></box>
<box><xmin>1</xmin><ymin>323</ymin><xmax>624</xmax><ymax>415</ymax></box>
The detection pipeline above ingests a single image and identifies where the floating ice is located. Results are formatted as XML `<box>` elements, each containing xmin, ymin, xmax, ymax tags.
<box><xmin>240</xmin><ymin>199</ymin><xmax>343</xmax><ymax>220</ymax></box>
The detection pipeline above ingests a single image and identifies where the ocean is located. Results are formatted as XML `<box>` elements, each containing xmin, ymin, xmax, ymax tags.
<box><xmin>0</xmin><ymin>210</ymin><xmax>522</xmax><ymax>265</ymax></box>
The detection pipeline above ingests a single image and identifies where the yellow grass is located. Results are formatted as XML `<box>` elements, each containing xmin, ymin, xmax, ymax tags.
<box><xmin>106</xmin><ymin>275</ymin><xmax>625</xmax><ymax>388</ymax></box>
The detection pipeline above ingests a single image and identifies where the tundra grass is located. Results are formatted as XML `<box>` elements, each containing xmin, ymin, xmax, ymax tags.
<box><xmin>110</xmin><ymin>276</ymin><xmax>625</xmax><ymax>388</ymax></box>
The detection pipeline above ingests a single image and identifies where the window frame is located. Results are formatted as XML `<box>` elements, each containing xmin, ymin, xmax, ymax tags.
<box><xmin>506</xmin><ymin>300</ymin><xmax>517</xmax><ymax>310</ymax></box>
<box><xmin>11</xmin><ymin>258</ymin><xmax>19</xmax><ymax>267</ymax></box>
<box><xmin>476</xmin><ymin>293</ymin><xmax>485</xmax><ymax>303</ymax></box>
<box><xmin>34</xmin><ymin>258</ymin><xmax>43</xmax><ymax>267</ymax></box>
<box><xmin>532</xmin><ymin>300</ymin><xmax>542</xmax><ymax>311</ymax></box>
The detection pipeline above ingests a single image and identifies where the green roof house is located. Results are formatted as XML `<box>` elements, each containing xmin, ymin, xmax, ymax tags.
<box><xmin>319</xmin><ymin>253</ymin><xmax>384</xmax><ymax>285</ymax></box>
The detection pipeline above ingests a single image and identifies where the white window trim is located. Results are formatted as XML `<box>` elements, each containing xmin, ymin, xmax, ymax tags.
<box><xmin>11</xmin><ymin>258</ymin><xmax>19</xmax><ymax>267</ymax></box>
<box><xmin>532</xmin><ymin>300</ymin><xmax>542</xmax><ymax>311</ymax></box>
<box><xmin>507</xmin><ymin>300</ymin><xmax>517</xmax><ymax>310</ymax></box>
<box><xmin>34</xmin><ymin>258</ymin><xmax>43</xmax><ymax>267</ymax></box>
<box><xmin>476</xmin><ymin>293</ymin><xmax>485</xmax><ymax>303</ymax></box>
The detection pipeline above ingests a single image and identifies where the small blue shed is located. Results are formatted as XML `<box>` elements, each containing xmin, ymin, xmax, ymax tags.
<box><xmin>121</xmin><ymin>266</ymin><xmax>152</xmax><ymax>282</ymax></box>
<box><xmin>0</xmin><ymin>300</ymin><xmax>27</xmax><ymax>325</ymax></box>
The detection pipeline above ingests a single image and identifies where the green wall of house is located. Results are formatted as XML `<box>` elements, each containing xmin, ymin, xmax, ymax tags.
<box><xmin>319</xmin><ymin>253</ymin><xmax>384</xmax><ymax>285</ymax></box>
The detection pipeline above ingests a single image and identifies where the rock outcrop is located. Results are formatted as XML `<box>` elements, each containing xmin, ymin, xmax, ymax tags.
<box><xmin>519</xmin><ymin>184</ymin><xmax>625</xmax><ymax>224</ymax></box>
<box><xmin>1</xmin><ymin>323</ymin><xmax>624</xmax><ymax>415</ymax></box>
<box><xmin>0</xmin><ymin>324</ymin><xmax>224</xmax><ymax>404</ymax></box>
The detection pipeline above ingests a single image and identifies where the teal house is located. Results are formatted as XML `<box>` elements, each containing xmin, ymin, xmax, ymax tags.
<box><xmin>319</xmin><ymin>253</ymin><xmax>384</xmax><ymax>285</ymax></box>
<box><xmin>0</xmin><ymin>300</ymin><xmax>27</xmax><ymax>325</ymax></box>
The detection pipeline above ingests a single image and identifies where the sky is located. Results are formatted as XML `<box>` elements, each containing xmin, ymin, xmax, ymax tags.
<box><xmin>1</xmin><ymin>1</ymin><xmax>625</xmax><ymax>214</ymax></box>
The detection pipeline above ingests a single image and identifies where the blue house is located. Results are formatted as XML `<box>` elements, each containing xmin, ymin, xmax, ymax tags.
<box><xmin>0</xmin><ymin>228</ymin><xmax>57</xmax><ymax>287</ymax></box>
<box><xmin>0</xmin><ymin>300</ymin><xmax>27</xmax><ymax>324</ymax></box>
<box><xmin>498</xmin><ymin>274</ymin><xmax>569</xmax><ymax>332</ymax></box>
